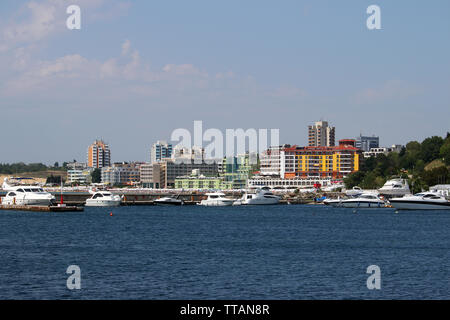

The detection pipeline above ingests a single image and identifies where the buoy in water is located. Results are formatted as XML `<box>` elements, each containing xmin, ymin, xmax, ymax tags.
<box><xmin>110</xmin><ymin>212</ymin><xmax>113</xmax><ymax>216</ymax></box>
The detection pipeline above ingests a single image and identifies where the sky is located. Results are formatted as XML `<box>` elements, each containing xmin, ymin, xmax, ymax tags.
<box><xmin>0</xmin><ymin>0</ymin><xmax>449</xmax><ymax>164</ymax></box>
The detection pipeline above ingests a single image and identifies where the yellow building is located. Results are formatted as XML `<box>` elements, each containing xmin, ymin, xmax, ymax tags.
<box><xmin>283</xmin><ymin>140</ymin><xmax>360</xmax><ymax>179</ymax></box>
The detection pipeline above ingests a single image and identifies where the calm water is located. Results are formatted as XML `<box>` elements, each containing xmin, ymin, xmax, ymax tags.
<box><xmin>0</xmin><ymin>204</ymin><xmax>449</xmax><ymax>299</ymax></box>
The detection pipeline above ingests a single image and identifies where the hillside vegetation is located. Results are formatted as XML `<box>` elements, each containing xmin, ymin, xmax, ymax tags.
<box><xmin>344</xmin><ymin>133</ymin><xmax>450</xmax><ymax>193</ymax></box>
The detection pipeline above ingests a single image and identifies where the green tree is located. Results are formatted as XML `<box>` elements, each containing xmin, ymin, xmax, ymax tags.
<box><xmin>91</xmin><ymin>168</ymin><xmax>101</xmax><ymax>183</ymax></box>
<box><xmin>440</xmin><ymin>140</ymin><xmax>450</xmax><ymax>165</ymax></box>
<box><xmin>420</xmin><ymin>136</ymin><xmax>444</xmax><ymax>163</ymax></box>
<box><xmin>409</xmin><ymin>177</ymin><xmax>427</xmax><ymax>194</ymax></box>
<box><xmin>421</xmin><ymin>166</ymin><xmax>449</xmax><ymax>186</ymax></box>
<box><xmin>414</xmin><ymin>159</ymin><xmax>425</xmax><ymax>174</ymax></box>
<box><xmin>344</xmin><ymin>171</ymin><xmax>365</xmax><ymax>188</ymax></box>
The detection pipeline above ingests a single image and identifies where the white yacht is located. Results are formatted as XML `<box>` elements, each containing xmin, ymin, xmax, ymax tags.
<box><xmin>199</xmin><ymin>192</ymin><xmax>235</xmax><ymax>206</ymax></box>
<box><xmin>378</xmin><ymin>178</ymin><xmax>410</xmax><ymax>196</ymax></box>
<box><xmin>345</xmin><ymin>186</ymin><xmax>363</xmax><ymax>197</ymax></box>
<box><xmin>323</xmin><ymin>196</ymin><xmax>344</xmax><ymax>207</ymax></box>
<box><xmin>340</xmin><ymin>193</ymin><xmax>386</xmax><ymax>208</ymax></box>
<box><xmin>154</xmin><ymin>196</ymin><xmax>183</xmax><ymax>206</ymax></box>
<box><xmin>1</xmin><ymin>186</ymin><xmax>55</xmax><ymax>206</ymax></box>
<box><xmin>389</xmin><ymin>192</ymin><xmax>450</xmax><ymax>210</ymax></box>
<box><xmin>235</xmin><ymin>187</ymin><xmax>280</xmax><ymax>205</ymax></box>
<box><xmin>85</xmin><ymin>191</ymin><xmax>122</xmax><ymax>207</ymax></box>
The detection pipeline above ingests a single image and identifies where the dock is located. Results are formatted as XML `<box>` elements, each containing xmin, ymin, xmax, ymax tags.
<box><xmin>0</xmin><ymin>204</ymin><xmax>84</xmax><ymax>212</ymax></box>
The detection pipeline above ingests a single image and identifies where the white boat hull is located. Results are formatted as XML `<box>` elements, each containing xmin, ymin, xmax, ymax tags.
<box><xmin>242</xmin><ymin>197</ymin><xmax>279</xmax><ymax>205</ymax></box>
<box><xmin>85</xmin><ymin>200</ymin><xmax>122</xmax><ymax>207</ymax></box>
<box><xmin>1</xmin><ymin>198</ymin><xmax>54</xmax><ymax>206</ymax></box>
<box><xmin>341</xmin><ymin>201</ymin><xmax>385</xmax><ymax>208</ymax></box>
<box><xmin>154</xmin><ymin>200</ymin><xmax>183</xmax><ymax>206</ymax></box>
<box><xmin>389</xmin><ymin>201</ymin><xmax>450</xmax><ymax>210</ymax></box>
<box><xmin>199</xmin><ymin>200</ymin><xmax>234</xmax><ymax>206</ymax></box>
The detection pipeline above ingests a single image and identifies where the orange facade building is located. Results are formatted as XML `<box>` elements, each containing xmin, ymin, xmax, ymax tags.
<box><xmin>87</xmin><ymin>140</ymin><xmax>111</xmax><ymax>169</ymax></box>
<box><xmin>282</xmin><ymin>141</ymin><xmax>360</xmax><ymax>180</ymax></box>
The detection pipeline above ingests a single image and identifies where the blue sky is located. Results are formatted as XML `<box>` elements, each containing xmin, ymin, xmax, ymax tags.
<box><xmin>0</xmin><ymin>0</ymin><xmax>449</xmax><ymax>164</ymax></box>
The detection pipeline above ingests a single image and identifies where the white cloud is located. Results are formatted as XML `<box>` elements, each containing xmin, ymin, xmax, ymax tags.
<box><xmin>0</xmin><ymin>0</ymin><xmax>128</xmax><ymax>52</ymax></box>
<box><xmin>121</xmin><ymin>39</ymin><xmax>131</xmax><ymax>56</ymax></box>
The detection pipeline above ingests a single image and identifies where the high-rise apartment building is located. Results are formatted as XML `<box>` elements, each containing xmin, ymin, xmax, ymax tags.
<box><xmin>151</xmin><ymin>141</ymin><xmax>173</xmax><ymax>163</ymax></box>
<box><xmin>87</xmin><ymin>140</ymin><xmax>111</xmax><ymax>168</ymax></box>
<box><xmin>355</xmin><ymin>134</ymin><xmax>379</xmax><ymax>151</ymax></box>
<box><xmin>308</xmin><ymin>121</ymin><xmax>335</xmax><ymax>147</ymax></box>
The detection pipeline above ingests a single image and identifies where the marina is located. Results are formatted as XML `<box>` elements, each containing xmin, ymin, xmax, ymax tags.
<box><xmin>0</xmin><ymin>204</ymin><xmax>83</xmax><ymax>212</ymax></box>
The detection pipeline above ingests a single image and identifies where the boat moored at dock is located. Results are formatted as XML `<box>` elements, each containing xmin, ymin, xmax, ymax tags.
<box><xmin>235</xmin><ymin>187</ymin><xmax>280</xmax><ymax>205</ymax></box>
<box><xmin>378</xmin><ymin>178</ymin><xmax>410</xmax><ymax>197</ymax></box>
<box><xmin>1</xmin><ymin>185</ymin><xmax>55</xmax><ymax>206</ymax></box>
<box><xmin>389</xmin><ymin>192</ymin><xmax>450</xmax><ymax>210</ymax></box>
<box><xmin>154</xmin><ymin>196</ymin><xmax>184</xmax><ymax>206</ymax></box>
<box><xmin>199</xmin><ymin>192</ymin><xmax>235</xmax><ymax>206</ymax></box>
<box><xmin>85</xmin><ymin>191</ymin><xmax>122</xmax><ymax>207</ymax></box>
<box><xmin>340</xmin><ymin>193</ymin><xmax>387</xmax><ymax>208</ymax></box>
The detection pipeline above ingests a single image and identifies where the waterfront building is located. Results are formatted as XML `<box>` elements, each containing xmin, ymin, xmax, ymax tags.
<box><xmin>140</xmin><ymin>159</ymin><xmax>219</xmax><ymax>189</ymax></box>
<box><xmin>67</xmin><ymin>168</ymin><xmax>93</xmax><ymax>184</ymax></box>
<box><xmin>220</xmin><ymin>153</ymin><xmax>258</xmax><ymax>189</ymax></box>
<box><xmin>67</xmin><ymin>162</ymin><xmax>88</xmax><ymax>171</ymax></box>
<box><xmin>174</xmin><ymin>170</ymin><xmax>232</xmax><ymax>190</ymax></box>
<box><xmin>87</xmin><ymin>140</ymin><xmax>111</xmax><ymax>168</ymax></box>
<box><xmin>171</xmin><ymin>145</ymin><xmax>205</xmax><ymax>163</ymax></box>
<box><xmin>282</xmin><ymin>142</ymin><xmax>360</xmax><ymax>180</ymax></box>
<box><xmin>150</xmin><ymin>141</ymin><xmax>173</xmax><ymax>163</ymax></box>
<box><xmin>164</xmin><ymin>160</ymin><xmax>219</xmax><ymax>188</ymax></box>
<box><xmin>260</xmin><ymin>146</ymin><xmax>288</xmax><ymax>176</ymax></box>
<box><xmin>248</xmin><ymin>176</ymin><xmax>334</xmax><ymax>189</ymax></box>
<box><xmin>259</xmin><ymin>140</ymin><xmax>360</xmax><ymax>181</ymax></box>
<box><xmin>101</xmin><ymin>162</ymin><xmax>143</xmax><ymax>185</ymax></box>
<box><xmin>363</xmin><ymin>145</ymin><xmax>403</xmax><ymax>158</ymax></box>
<box><xmin>308</xmin><ymin>121</ymin><xmax>335</xmax><ymax>147</ymax></box>
<box><xmin>140</xmin><ymin>162</ymin><xmax>164</xmax><ymax>189</ymax></box>
<box><xmin>355</xmin><ymin>134</ymin><xmax>379</xmax><ymax>151</ymax></box>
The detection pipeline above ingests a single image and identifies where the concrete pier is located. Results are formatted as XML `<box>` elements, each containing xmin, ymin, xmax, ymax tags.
<box><xmin>0</xmin><ymin>204</ymin><xmax>84</xmax><ymax>212</ymax></box>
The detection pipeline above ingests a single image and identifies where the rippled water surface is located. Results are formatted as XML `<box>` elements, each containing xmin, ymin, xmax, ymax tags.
<box><xmin>1</xmin><ymin>205</ymin><xmax>449</xmax><ymax>299</ymax></box>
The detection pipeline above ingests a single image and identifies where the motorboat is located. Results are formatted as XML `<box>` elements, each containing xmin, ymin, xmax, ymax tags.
<box><xmin>154</xmin><ymin>196</ymin><xmax>183</xmax><ymax>206</ymax></box>
<box><xmin>235</xmin><ymin>187</ymin><xmax>280</xmax><ymax>205</ymax></box>
<box><xmin>340</xmin><ymin>193</ymin><xmax>386</xmax><ymax>208</ymax></box>
<box><xmin>389</xmin><ymin>192</ymin><xmax>450</xmax><ymax>210</ymax></box>
<box><xmin>345</xmin><ymin>186</ymin><xmax>363</xmax><ymax>197</ymax></box>
<box><xmin>323</xmin><ymin>196</ymin><xmax>343</xmax><ymax>207</ymax></box>
<box><xmin>378</xmin><ymin>178</ymin><xmax>410</xmax><ymax>196</ymax></box>
<box><xmin>1</xmin><ymin>185</ymin><xmax>55</xmax><ymax>206</ymax></box>
<box><xmin>199</xmin><ymin>192</ymin><xmax>235</xmax><ymax>206</ymax></box>
<box><xmin>85</xmin><ymin>191</ymin><xmax>122</xmax><ymax>207</ymax></box>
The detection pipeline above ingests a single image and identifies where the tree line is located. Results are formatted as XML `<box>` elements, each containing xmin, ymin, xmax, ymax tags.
<box><xmin>0</xmin><ymin>162</ymin><xmax>69</xmax><ymax>174</ymax></box>
<box><xmin>344</xmin><ymin>133</ymin><xmax>450</xmax><ymax>193</ymax></box>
